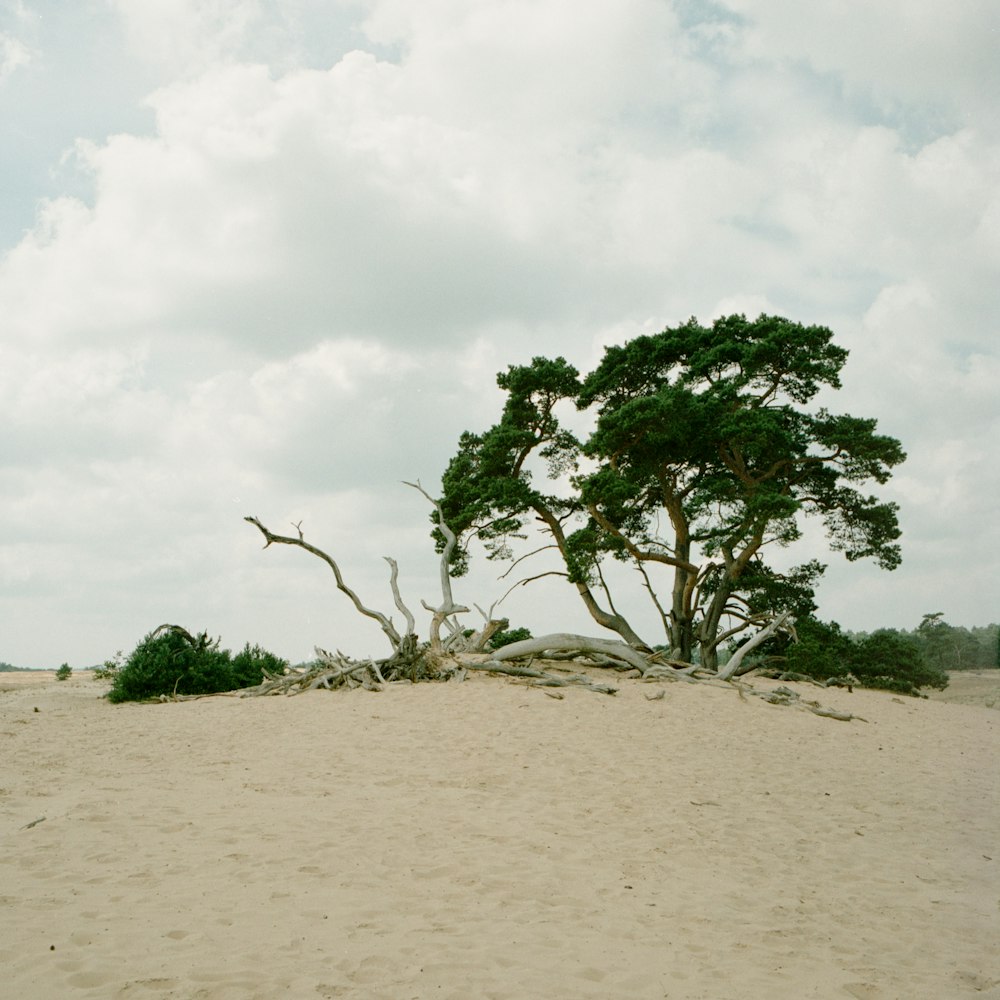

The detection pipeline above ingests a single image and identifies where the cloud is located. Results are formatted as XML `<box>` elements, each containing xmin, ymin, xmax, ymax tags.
<box><xmin>1</xmin><ymin>0</ymin><xmax>998</xmax><ymax>665</ymax></box>
<box><xmin>0</xmin><ymin>29</ymin><xmax>30</xmax><ymax>82</ymax></box>
<box><xmin>720</xmin><ymin>0</ymin><xmax>1000</xmax><ymax>132</ymax></box>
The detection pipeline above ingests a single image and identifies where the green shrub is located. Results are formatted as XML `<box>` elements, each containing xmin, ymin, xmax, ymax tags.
<box><xmin>849</xmin><ymin>629</ymin><xmax>948</xmax><ymax>693</ymax></box>
<box><xmin>93</xmin><ymin>651</ymin><xmax>123</xmax><ymax>681</ymax></box>
<box><xmin>55</xmin><ymin>663</ymin><xmax>72</xmax><ymax>682</ymax></box>
<box><xmin>106</xmin><ymin>626</ymin><xmax>286</xmax><ymax>703</ymax></box>
<box><xmin>781</xmin><ymin>619</ymin><xmax>854</xmax><ymax>681</ymax></box>
<box><xmin>771</xmin><ymin>618</ymin><xmax>948</xmax><ymax>695</ymax></box>
<box><xmin>487</xmin><ymin>627</ymin><xmax>533</xmax><ymax>650</ymax></box>
<box><xmin>230</xmin><ymin>643</ymin><xmax>287</xmax><ymax>688</ymax></box>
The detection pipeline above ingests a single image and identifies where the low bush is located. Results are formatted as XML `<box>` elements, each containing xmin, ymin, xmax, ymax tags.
<box><xmin>107</xmin><ymin>626</ymin><xmax>287</xmax><ymax>703</ymax></box>
<box><xmin>230</xmin><ymin>642</ymin><xmax>287</xmax><ymax>688</ymax></box>
<box><xmin>55</xmin><ymin>663</ymin><xmax>72</xmax><ymax>681</ymax></box>
<box><xmin>487</xmin><ymin>627</ymin><xmax>533</xmax><ymax>650</ymax></box>
<box><xmin>777</xmin><ymin>619</ymin><xmax>947</xmax><ymax>695</ymax></box>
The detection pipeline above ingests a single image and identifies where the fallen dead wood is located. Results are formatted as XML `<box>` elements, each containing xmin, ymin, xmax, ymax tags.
<box><xmin>489</xmin><ymin>633</ymin><xmax>651</xmax><ymax>673</ymax></box>
<box><xmin>239</xmin><ymin>646</ymin><xmax>436</xmax><ymax>696</ymax></box>
<box><xmin>809</xmin><ymin>705</ymin><xmax>869</xmax><ymax>723</ymax></box>
<box><xmin>463</xmin><ymin>660</ymin><xmax>617</xmax><ymax>695</ymax></box>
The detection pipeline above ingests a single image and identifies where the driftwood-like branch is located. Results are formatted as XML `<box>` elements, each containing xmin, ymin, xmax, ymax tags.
<box><xmin>245</xmin><ymin>516</ymin><xmax>402</xmax><ymax>649</ymax></box>
<box><xmin>384</xmin><ymin>557</ymin><xmax>416</xmax><ymax>637</ymax></box>
<box><xmin>404</xmin><ymin>481</ymin><xmax>469</xmax><ymax>649</ymax></box>
<box><xmin>239</xmin><ymin>644</ymin><xmax>443</xmax><ymax>697</ymax></box>
<box><xmin>716</xmin><ymin>610</ymin><xmax>791</xmax><ymax>681</ymax></box>
<box><xmin>464</xmin><ymin>661</ymin><xmax>617</xmax><ymax>695</ymax></box>
<box><xmin>489</xmin><ymin>633</ymin><xmax>654</xmax><ymax>673</ymax></box>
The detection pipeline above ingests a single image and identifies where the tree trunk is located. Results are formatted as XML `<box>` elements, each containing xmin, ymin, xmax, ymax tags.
<box><xmin>532</xmin><ymin>504</ymin><xmax>649</xmax><ymax>649</ymax></box>
<box><xmin>490</xmin><ymin>633</ymin><xmax>653</xmax><ymax>672</ymax></box>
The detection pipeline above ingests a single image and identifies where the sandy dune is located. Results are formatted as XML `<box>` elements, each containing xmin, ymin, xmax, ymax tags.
<box><xmin>2</xmin><ymin>669</ymin><xmax>997</xmax><ymax>1000</ymax></box>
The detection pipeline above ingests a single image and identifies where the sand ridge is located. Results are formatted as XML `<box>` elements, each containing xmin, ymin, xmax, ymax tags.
<box><xmin>1</xmin><ymin>670</ymin><xmax>997</xmax><ymax>999</ymax></box>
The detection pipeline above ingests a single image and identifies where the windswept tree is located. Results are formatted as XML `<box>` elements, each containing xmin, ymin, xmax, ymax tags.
<box><xmin>438</xmin><ymin>314</ymin><xmax>905</xmax><ymax>670</ymax></box>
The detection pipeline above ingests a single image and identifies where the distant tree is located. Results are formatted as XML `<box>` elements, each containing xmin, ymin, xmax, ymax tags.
<box><xmin>914</xmin><ymin>614</ymin><xmax>994</xmax><ymax>671</ymax></box>
<box><xmin>55</xmin><ymin>663</ymin><xmax>72</xmax><ymax>682</ymax></box>
<box><xmin>850</xmin><ymin>629</ymin><xmax>947</xmax><ymax>694</ymax></box>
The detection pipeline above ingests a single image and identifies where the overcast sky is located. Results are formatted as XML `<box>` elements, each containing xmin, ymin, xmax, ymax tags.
<box><xmin>1</xmin><ymin>1</ymin><xmax>997</xmax><ymax>668</ymax></box>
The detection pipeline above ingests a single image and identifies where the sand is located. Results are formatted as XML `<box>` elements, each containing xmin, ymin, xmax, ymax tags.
<box><xmin>1</xmin><ymin>668</ymin><xmax>997</xmax><ymax>1000</ymax></box>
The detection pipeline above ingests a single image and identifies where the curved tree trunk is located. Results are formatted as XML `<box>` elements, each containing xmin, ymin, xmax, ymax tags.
<box><xmin>532</xmin><ymin>505</ymin><xmax>650</xmax><ymax>649</ymax></box>
<box><xmin>490</xmin><ymin>633</ymin><xmax>653</xmax><ymax>672</ymax></box>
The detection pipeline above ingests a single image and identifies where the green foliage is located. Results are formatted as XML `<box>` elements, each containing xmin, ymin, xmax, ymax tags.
<box><xmin>93</xmin><ymin>651</ymin><xmax>124</xmax><ymax>681</ymax></box>
<box><xmin>779</xmin><ymin>618</ymin><xmax>854</xmax><ymax>681</ymax></box>
<box><xmin>55</xmin><ymin>662</ymin><xmax>72</xmax><ymax>682</ymax></box>
<box><xmin>769</xmin><ymin>617</ymin><xmax>948</xmax><ymax>695</ymax></box>
<box><xmin>230</xmin><ymin>643</ymin><xmax>287</xmax><ymax>688</ymax></box>
<box><xmin>910</xmin><ymin>614</ymin><xmax>997</xmax><ymax>671</ymax></box>
<box><xmin>438</xmin><ymin>313</ymin><xmax>906</xmax><ymax>668</ymax></box>
<box><xmin>487</xmin><ymin>627</ymin><xmax>533</xmax><ymax>650</ymax></box>
<box><xmin>850</xmin><ymin>629</ymin><xmax>948</xmax><ymax>693</ymax></box>
<box><xmin>0</xmin><ymin>661</ymin><xmax>32</xmax><ymax>672</ymax></box>
<box><xmin>106</xmin><ymin>626</ymin><xmax>287</xmax><ymax>703</ymax></box>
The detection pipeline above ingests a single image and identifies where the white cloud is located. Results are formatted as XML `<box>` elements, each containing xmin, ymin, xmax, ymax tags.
<box><xmin>109</xmin><ymin>0</ymin><xmax>265</xmax><ymax>75</ymax></box>
<box><xmin>720</xmin><ymin>0</ymin><xmax>1000</xmax><ymax>130</ymax></box>
<box><xmin>1</xmin><ymin>0</ymin><xmax>998</xmax><ymax>665</ymax></box>
<box><xmin>0</xmin><ymin>29</ymin><xmax>30</xmax><ymax>82</ymax></box>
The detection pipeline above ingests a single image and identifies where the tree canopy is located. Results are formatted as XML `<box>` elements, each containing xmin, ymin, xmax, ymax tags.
<box><xmin>438</xmin><ymin>314</ymin><xmax>906</xmax><ymax>668</ymax></box>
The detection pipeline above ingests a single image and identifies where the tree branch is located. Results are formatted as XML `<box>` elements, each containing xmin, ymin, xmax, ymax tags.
<box><xmin>244</xmin><ymin>515</ymin><xmax>402</xmax><ymax>649</ymax></box>
<box><xmin>404</xmin><ymin>481</ymin><xmax>469</xmax><ymax>649</ymax></box>
<box><xmin>716</xmin><ymin>611</ymin><xmax>791</xmax><ymax>681</ymax></box>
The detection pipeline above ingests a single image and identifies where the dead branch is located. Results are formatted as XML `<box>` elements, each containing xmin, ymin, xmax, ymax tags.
<box><xmin>497</xmin><ymin>544</ymin><xmax>561</xmax><ymax>579</ymax></box>
<box><xmin>495</xmin><ymin>569</ymin><xmax>568</xmax><ymax>606</ymax></box>
<box><xmin>404</xmin><ymin>481</ymin><xmax>470</xmax><ymax>649</ymax></box>
<box><xmin>489</xmin><ymin>633</ymin><xmax>654</xmax><ymax>673</ymax></box>
<box><xmin>716</xmin><ymin>610</ymin><xmax>791</xmax><ymax>681</ymax></box>
<box><xmin>245</xmin><ymin>516</ymin><xmax>402</xmax><ymax>650</ymax></box>
<box><xmin>383</xmin><ymin>557</ymin><xmax>416</xmax><ymax>637</ymax></box>
<box><xmin>463</xmin><ymin>661</ymin><xmax>617</xmax><ymax>695</ymax></box>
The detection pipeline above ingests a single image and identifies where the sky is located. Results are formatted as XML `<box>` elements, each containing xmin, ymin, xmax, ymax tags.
<box><xmin>1</xmin><ymin>0</ymin><xmax>998</xmax><ymax>668</ymax></box>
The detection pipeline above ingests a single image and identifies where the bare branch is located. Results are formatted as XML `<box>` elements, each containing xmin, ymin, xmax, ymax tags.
<box><xmin>244</xmin><ymin>516</ymin><xmax>401</xmax><ymax>649</ymax></box>
<box><xmin>383</xmin><ymin>557</ymin><xmax>416</xmax><ymax>637</ymax></box>
<box><xmin>497</xmin><ymin>543</ymin><xmax>560</xmax><ymax>580</ymax></box>
<box><xmin>465</xmin><ymin>661</ymin><xmax>617</xmax><ymax>695</ymax></box>
<box><xmin>716</xmin><ymin>611</ymin><xmax>791</xmax><ymax>681</ymax></box>
<box><xmin>404</xmin><ymin>480</ymin><xmax>469</xmax><ymax>649</ymax></box>
<box><xmin>496</xmin><ymin>568</ymin><xmax>569</xmax><ymax>606</ymax></box>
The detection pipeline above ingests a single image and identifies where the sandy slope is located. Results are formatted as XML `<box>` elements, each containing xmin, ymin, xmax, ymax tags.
<box><xmin>927</xmin><ymin>671</ymin><xmax>1000</xmax><ymax>710</ymax></box>
<box><xmin>1</xmin><ymin>670</ymin><xmax>997</xmax><ymax>1000</ymax></box>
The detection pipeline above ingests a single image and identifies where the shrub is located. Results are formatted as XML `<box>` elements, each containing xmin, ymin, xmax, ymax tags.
<box><xmin>230</xmin><ymin>643</ymin><xmax>287</xmax><ymax>688</ymax></box>
<box><xmin>487</xmin><ymin>626</ymin><xmax>533</xmax><ymax>650</ymax></box>
<box><xmin>772</xmin><ymin>618</ymin><xmax>948</xmax><ymax>695</ymax></box>
<box><xmin>106</xmin><ymin>626</ymin><xmax>286</xmax><ymax>703</ymax></box>
<box><xmin>781</xmin><ymin>619</ymin><xmax>854</xmax><ymax>681</ymax></box>
<box><xmin>93</xmin><ymin>651</ymin><xmax>123</xmax><ymax>681</ymax></box>
<box><xmin>849</xmin><ymin>629</ymin><xmax>948</xmax><ymax>694</ymax></box>
<box><xmin>55</xmin><ymin>663</ymin><xmax>72</xmax><ymax>682</ymax></box>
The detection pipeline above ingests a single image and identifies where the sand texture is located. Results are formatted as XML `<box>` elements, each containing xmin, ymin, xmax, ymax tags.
<box><xmin>2</xmin><ymin>669</ymin><xmax>998</xmax><ymax>1000</ymax></box>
